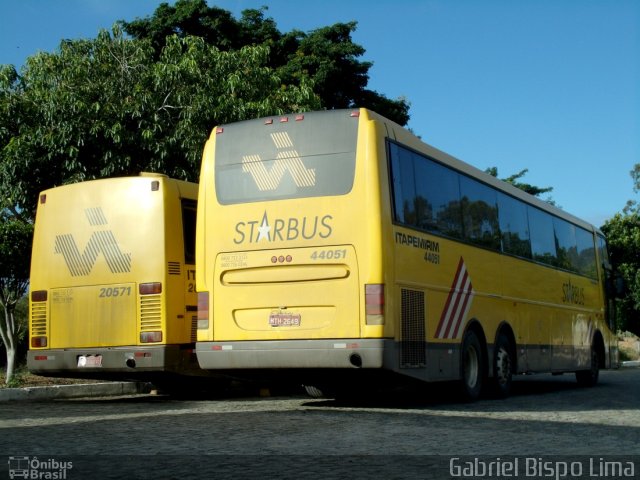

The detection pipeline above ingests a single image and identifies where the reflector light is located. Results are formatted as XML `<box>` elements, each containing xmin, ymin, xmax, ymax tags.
<box><xmin>31</xmin><ymin>290</ymin><xmax>48</xmax><ymax>302</ymax></box>
<box><xmin>134</xmin><ymin>352</ymin><xmax>152</xmax><ymax>358</ymax></box>
<box><xmin>350</xmin><ymin>110</ymin><xmax>360</xmax><ymax>117</ymax></box>
<box><xmin>34</xmin><ymin>355</ymin><xmax>49</xmax><ymax>361</ymax></box>
<box><xmin>140</xmin><ymin>331</ymin><xmax>162</xmax><ymax>343</ymax></box>
<box><xmin>31</xmin><ymin>337</ymin><xmax>48</xmax><ymax>348</ymax></box>
<box><xmin>295</xmin><ymin>115</ymin><xmax>304</xmax><ymax>121</ymax></box>
<box><xmin>197</xmin><ymin>292</ymin><xmax>209</xmax><ymax>329</ymax></box>
<box><xmin>139</xmin><ymin>282</ymin><xmax>162</xmax><ymax>295</ymax></box>
<box><xmin>271</xmin><ymin>255</ymin><xmax>293</xmax><ymax>264</ymax></box>
<box><xmin>216</xmin><ymin>127</ymin><xmax>224</xmax><ymax>134</ymax></box>
<box><xmin>40</xmin><ymin>194</ymin><xmax>47</xmax><ymax>204</ymax></box>
<box><xmin>365</xmin><ymin>284</ymin><xmax>385</xmax><ymax>315</ymax></box>
<box><xmin>280</xmin><ymin>116</ymin><xmax>289</xmax><ymax>123</ymax></box>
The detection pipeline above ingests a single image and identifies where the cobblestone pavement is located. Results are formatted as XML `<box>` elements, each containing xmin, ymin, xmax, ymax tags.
<box><xmin>1</xmin><ymin>369</ymin><xmax>639</xmax><ymax>479</ymax></box>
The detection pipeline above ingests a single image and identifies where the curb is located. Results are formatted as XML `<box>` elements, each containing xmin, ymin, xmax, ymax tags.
<box><xmin>0</xmin><ymin>382</ymin><xmax>151</xmax><ymax>402</ymax></box>
<box><xmin>622</xmin><ymin>360</ymin><xmax>640</xmax><ymax>368</ymax></box>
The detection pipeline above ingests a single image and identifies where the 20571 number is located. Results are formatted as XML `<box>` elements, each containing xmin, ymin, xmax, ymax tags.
<box><xmin>99</xmin><ymin>287</ymin><xmax>132</xmax><ymax>298</ymax></box>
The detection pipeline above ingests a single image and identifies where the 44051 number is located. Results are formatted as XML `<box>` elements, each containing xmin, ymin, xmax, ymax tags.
<box><xmin>310</xmin><ymin>249</ymin><xmax>347</xmax><ymax>261</ymax></box>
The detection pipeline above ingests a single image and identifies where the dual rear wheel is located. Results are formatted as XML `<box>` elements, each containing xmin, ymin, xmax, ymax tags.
<box><xmin>460</xmin><ymin>330</ymin><xmax>513</xmax><ymax>401</ymax></box>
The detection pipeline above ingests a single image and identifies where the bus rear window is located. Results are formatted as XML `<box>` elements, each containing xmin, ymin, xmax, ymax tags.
<box><xmin>214</xmin><ymin>110</ymin><xmax>358</xmax><ymax>205</ymax></box>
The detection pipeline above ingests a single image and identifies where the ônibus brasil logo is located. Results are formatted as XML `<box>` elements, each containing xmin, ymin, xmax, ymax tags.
<box><xmin>54</xmin><ymin>207</ymin><xmax>131</xmax><ymax>276</ymax></box>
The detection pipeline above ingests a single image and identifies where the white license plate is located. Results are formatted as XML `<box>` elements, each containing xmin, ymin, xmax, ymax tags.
<box><xmin>77</xmin><ymin>355</ymin><xmax>103</xmax><ymax>367</ymax></box>
<box><xmin>269</xmin><ymin>313</ymin><xmax>301</xmax><ymax>327</ymax></box>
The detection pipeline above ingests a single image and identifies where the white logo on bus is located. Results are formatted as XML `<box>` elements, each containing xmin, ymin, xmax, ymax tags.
<box><xmin>241</xmin><ymin>132</ymin><xmax>316</xmax><ymax>191</ymax></box>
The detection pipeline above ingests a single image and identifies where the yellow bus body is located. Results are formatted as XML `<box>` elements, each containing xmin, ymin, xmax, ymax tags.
<box><xmin>195</xmin><ymin>109</ymin><xmax>617</xmax><ymax>397</ymax></box>
<box><xmin>28</xmin><ymin>174</ymin><xmax>200</xmax><ymax>379</ymax></box>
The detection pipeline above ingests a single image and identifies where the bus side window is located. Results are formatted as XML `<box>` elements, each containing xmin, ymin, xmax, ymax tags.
<box><xmin>182</xmin><ymin>200</ymin><xmax>197</xmax><ymax>265</ymax></box>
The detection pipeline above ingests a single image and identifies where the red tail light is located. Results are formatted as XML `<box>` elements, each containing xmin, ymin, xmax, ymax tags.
<box><xmin>139</xmin><ymin>282</ymin><xmax>162</xmax><ymax>295</ymax></box>
<box><xmin>140</xmin><ymin>331</ymin><xmax>162</xmax><ymax>343</ymax></box>
<box><xmin>365</xmin><ymin>284</ymin><xmax>385</xmax><ymax>325</ymax></box>
<box><xmin>198</xmin><ymin>292</ymin><xmax>209</xmax><ymax>329</ymax></box>
<box><xmin>31</xmin><ymin>290</ymin><xmax>48</xmax><ymax>302</ymax></box>
<box><xmin>31</xmin><ymin>336</ymin><xmax>48</xmax><ymax>348</ymax></box>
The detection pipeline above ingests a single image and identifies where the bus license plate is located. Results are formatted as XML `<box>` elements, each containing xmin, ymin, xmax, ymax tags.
<box><xmin>269</xmin><ymin>313</ymin><xmax>301</xmax><ymax>327</ymax></box>
<box><xmin>77</xmin><ymin>355</ymin><xmax>102</xmax><ymax>367</ymax></box>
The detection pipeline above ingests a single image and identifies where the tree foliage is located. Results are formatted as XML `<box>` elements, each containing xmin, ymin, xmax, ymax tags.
<box><xmin>0</xmin><ymin>26</ymin><xmax>320</xmax><ymax>217</ymax></box>
<box><xmin>601</xmin><ymin>164</ymin><xmax>640</xmax><ymax>334</ymax></box>
<box><xmin>121</xmin><ymin>0</ymin><xmax>410</xmax><ymax>125</ymax></box>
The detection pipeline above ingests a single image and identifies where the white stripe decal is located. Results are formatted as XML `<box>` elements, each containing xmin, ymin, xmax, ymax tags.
<box><xmin>435</xmin><ymin>257</ymin><xmax>475</xmax><ymax>339</ymax></box>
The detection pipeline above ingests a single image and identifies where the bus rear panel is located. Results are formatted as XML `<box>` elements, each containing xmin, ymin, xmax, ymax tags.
<box><xmin>28</xmin><ymin>174</ymin><xmax>200</xmax><ymax>381</ymax></box>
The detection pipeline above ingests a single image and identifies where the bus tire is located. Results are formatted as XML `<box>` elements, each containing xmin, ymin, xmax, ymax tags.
<box><xmin>459</xmin><ymin>329</ymin><xmax>484</xmax><ymax>401</ymax></box>
<box><xmin>491</xmin><ymin>334</ymin><xmax>513</xmax><ymax>398</ymax></box>
<box><xmin>576</xmin><ymin>345</ymin><xmax>600</xmax><ymax>387</ymax></box>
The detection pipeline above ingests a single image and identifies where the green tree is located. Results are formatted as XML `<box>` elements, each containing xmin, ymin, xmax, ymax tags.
<box><xmin>601</xmin><ymin>164</ymin><xmax>640</xmax><ymax>334</ymax></box>
<box><xmin>0</xmin><ymin>214</ymin><xmax>32</xmax><ymax>384</ymax></box>
<box><xmin>121</xmin><ymin>0</ymin><xmax>410</xmax><ymax>125</ymax></box>
<box><xmin>0</xmin><ymin>26</ymin><xmax>320</xmax><ymax>215</ymax></box>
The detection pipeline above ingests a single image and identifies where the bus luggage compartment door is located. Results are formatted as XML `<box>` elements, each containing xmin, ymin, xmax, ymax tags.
<box><xmin>214</xmin><ymin>246</ymin><xmax>359</xmax><ymax>341</ymax></box>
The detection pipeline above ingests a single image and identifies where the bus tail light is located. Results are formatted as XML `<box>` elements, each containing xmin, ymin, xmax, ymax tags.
<box><xmin>198</xmin><ymin>292</ymin><xmax>209</xmax><ymax>329</ymax></box>
<box><xmin>31</xmin><ymin>336</ymin><xmax>48</xmax><ymax>348</ymax></box>
<box><xmin>140</xmin><ymin>331</ymin><xmax>162</xmax><ymax>343</ymax></box>
<box><xmin>31</xmin><ymin>290</ymin><xmax>48</xmax><ymax>302</ymax></box>
<box><xmin>365</xmin><ymin>284</ymin><xmax>385</xmax><ymax>325</ymax></box>
<box><xmin>139</xmin><ymin>282</ymin><xmax>162</xmax><ymax>295</ymax></box>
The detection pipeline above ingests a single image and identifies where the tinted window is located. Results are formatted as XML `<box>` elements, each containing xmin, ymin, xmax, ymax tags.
<box><xmin>390</xmin><ymin>143</ymin><xmax>417</xmax><ymax>226</ymax></box>
<box><xmin>529</xmin><ymin>206</ymin><xmax>557</xmax><ymax>265</ymax></box>
<box><xmin>554</xmin><ymin>217</ymin><xmax>579</xmax><ymax>271</ymax></box>
<box><xmin>215</xmin><ymin>110</ymin><xmax>358</xmax><ymax>204</ymax></box>
<box><xmin>498</xmin><ymin>193</ymin><xmax>531</xmax><ymax>258</ymax></box>
<box><xmin>182</xmin><ymin>200</ymin><xmax>197</xmax><ymax>265</ymax></box>
<box><xmin>460</xmin><ymin>176</ymin><xmax>499</xmax><ymax>250</ymax></box>
<box><xmin>576</xmin><ymin>228</ymin><xmax>597</xmax><ymax>278</ymax></box>
<box><xmin>413</xmin><ymin>156</ymin><xmax>462</xmax><ymax>238</ymax></box>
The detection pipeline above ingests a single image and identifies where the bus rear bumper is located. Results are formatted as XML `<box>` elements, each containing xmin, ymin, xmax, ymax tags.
<box><xmin>196</xmin><ymin>339</ymin><xmax>386</xmax><ymax>370</ymax></box>
<box><xmin>27</xmin><ymin>345</ymin><xmax>198</xmax><ymax>376</ymax></box>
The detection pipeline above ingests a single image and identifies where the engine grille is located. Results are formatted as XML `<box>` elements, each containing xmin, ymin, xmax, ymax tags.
<box><xmin>400</xmin><ymin>288</ymin><xmax>426</xmax><ymax>368</ymax></box>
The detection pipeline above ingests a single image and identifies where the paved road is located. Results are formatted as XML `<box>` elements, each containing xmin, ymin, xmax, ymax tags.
<box><xmin>1</xmin><ymin>369</ymin><xmax>639</xmax><ymax>479</ymax></box>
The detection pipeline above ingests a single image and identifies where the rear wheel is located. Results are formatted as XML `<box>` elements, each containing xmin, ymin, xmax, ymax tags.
<box><xmin>459</xmin><ymin>329</ymin><xmax>484</xmax><ymax>401</ymax></box>
<box><xmin>491</xmin><ymin>334</ymin><xmax>513</xmax><ymax>398</ymax></box>
<box><xmin>576</xmin><ymin>345</ymin><xmax>600</xmax><ymax>387</ymax></box>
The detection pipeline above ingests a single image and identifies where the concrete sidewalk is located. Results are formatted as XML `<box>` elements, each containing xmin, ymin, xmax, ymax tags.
<box><xmin>0</xmin><ymin>381</ymin><xmax>150</xmax><ymax>402</ymax></box>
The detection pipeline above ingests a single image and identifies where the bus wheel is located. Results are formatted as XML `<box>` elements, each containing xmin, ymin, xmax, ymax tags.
<box><xmin>491</xmin><ymin>334</ymin><xmax>513</xmax><ymax>398</ymax></box>
<box><xmin>576</xmin><ymin>345</ymin><xmax>600</xmax><ymax>387</ymax></box>
<box><xmin>459</xmin><ymin>329</ymin><xmax>484</xmax><ymax>401</ymax></box>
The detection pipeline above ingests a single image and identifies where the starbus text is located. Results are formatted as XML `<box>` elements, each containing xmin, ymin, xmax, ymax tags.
<box><xmin>233</xmin><ymin>212</ymin><xmax>333</xmax><ymax>244</ymax></box>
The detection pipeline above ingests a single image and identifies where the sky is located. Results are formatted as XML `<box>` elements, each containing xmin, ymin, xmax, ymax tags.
<box><xmin>1</xmin><ymin>0</ymin><xmax>638</xmax><ymax>227</ymax></box>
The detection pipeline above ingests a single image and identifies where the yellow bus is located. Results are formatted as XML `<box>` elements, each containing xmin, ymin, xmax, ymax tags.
<box><xmin>195</xmin><ymin>109</ymin><xmax>618</xmax><ymax>399</ymax></box>
<box><xmin>28</xmin><ymin>173</ymin><xmax>201</xmax><ymax>383</ymax></box>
